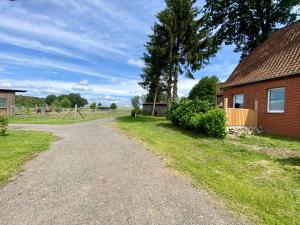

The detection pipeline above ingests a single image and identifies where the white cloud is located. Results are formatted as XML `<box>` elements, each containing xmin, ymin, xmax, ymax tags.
<box><xmin>0</xmin><ymin>33</ymin><xmax>87</xmax><ymax>60</ymax></box>
<box><xmin>72</xmin><ymin>79</ymin><xmax>92</xmax><ymax>92</ymax></box>
<box><xmin>0</xmin><ymin>52</ymin><xmax>114</xmax><ymax>80</ymax></box>
<box><xmin>177</xmin><ymin>78</ymin><xmax>199</xmax><ymax>97</ymax></box>
<box><xmin>0</xmin><ymin>78</ymin><xmax>144</xmax><ymax>105</ymax></box>
<box><xmin>128</xmin><ymin>58</ymin><xmax>144</xmax><ymax>68</ymax></box>
<box><xmin>0</xmin><ymin>81</ymin><xmax>12</xmax><ymax>88</ymax></box>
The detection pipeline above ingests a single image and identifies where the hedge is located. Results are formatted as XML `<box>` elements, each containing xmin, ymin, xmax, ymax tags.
<box><xmin>168</xmin><ymin>99</ymin><xmax>227</xmax><ymax>138</ymax></box>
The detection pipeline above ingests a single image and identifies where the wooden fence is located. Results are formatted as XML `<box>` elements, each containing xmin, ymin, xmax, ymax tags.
<box><xmin>224</xmin><ymin>98</ymin><xmax>258</xmax><ymax>127</ymax></box>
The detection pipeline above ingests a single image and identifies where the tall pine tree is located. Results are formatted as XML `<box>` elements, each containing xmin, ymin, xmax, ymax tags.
<box><xmin>140</xmin><ymin>0</ymin><xmax>218</xmax><ymax>106</ymax></box>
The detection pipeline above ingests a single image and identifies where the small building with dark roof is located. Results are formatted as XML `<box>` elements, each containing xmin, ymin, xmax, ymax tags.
<box><xmin>0</xmin><ymin>89</ymin><xmax>27</xmax><ymax>116</ymax></box>
<box><xmin>143</xmin><ymin>103</ymin><xmax>168</xmax><ymax>116</ymax></box>
<box><xmin>222</xmin><ymin>21</ymin><xmax>300</xmax><ymax>137</ymax></box>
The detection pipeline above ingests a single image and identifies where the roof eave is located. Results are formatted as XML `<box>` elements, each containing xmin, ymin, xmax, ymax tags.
<box><xmin>223</xmin><ymin>71</ymin><xmax>300</xmax><ymax>89</ymax></box>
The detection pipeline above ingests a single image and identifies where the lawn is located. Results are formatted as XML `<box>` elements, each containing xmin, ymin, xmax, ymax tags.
<box><xmin>9</xmin><ymin>109</ymin><xmax>130</xmax><ymax>125</ymax></box>
<box><xmin>115</xmin><ymin>116</ymin><xmax>300</xmax><ymax>225</ymax></box>
<box><xmin>0</xmin><ymin>130</ymin><xmax>53</xmax><ymax>185</ymax></box>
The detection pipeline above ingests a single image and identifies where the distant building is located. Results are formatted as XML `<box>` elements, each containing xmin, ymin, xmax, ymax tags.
<box><xmin>143</xmin><ymin>103</ymin><xmax>168</xmax><ymax>116</ymax></box>
<box><xmin>0</xmin><ymin>89</ymin><xmax>27</xmax><ymax>116</ymax></box>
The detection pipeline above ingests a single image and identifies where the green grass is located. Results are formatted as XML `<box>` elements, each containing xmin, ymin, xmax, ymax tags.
<box><xmin>9</xmin><ymin>109</ymin><xmax>130</xmax><ymax>125</ymax></box>
<box><xmin>115</xmin><ymin>116</ymin><xmax>300</xmax><ymax>225</ymax></box>
<box><xmin>0</xmin><ymin>130</ymin><xmax>53</xmax><ymax>185</ymax></box>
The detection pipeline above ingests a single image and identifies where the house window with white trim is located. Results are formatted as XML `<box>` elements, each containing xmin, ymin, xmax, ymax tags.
<box><xmin>0</xmin><ymin>98</ymin><xmax>7</xmax><ymax>108</ymax></box>
<box><xmin>268</xmin><ymin>87</ymin><xmax>285</xmax><ymax>113</ymax></box>
<box><xmin>233</xmin><ymin>94</ymin><xmax>244</xmax><ymax>108</ymax></box>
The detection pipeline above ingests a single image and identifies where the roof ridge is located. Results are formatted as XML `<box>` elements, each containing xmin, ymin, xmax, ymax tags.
<box><xmin>224</xmin><ymin>21</ymin><xmax>300</xmax><ymax>88</ymax></box>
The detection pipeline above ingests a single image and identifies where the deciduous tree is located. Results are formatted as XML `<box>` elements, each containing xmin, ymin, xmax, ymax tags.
<box><xmin>202</xmin><ymin>0</ymin><xmax>300</xmax><ymax>57</ymax></box>
<box><xmin>188</xmin><ymin>75</ymin><xmax>219</xmax><ymax>105</ymax></box>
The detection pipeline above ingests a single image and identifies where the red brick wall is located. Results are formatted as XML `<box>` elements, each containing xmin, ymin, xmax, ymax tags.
<box><xmin>223</xmin><ymin>76</ymin><xmax>300</xmax><ymax>138</ymax></box>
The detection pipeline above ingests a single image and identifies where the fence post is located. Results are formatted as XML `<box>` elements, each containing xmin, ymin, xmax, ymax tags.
<box><xmin>254</xmin><ymin>100</ymin><xmax>258</xmax><ymax>127</ymax></box>
<box><xmin>224</xmin><ymin>98</ymin><xmax>228</xmax><ymax>113</ymax></box>
<box><xmin>254</xmin><ymin>100</ymin><xmax>258</xmax><ymax>111</ymax></box>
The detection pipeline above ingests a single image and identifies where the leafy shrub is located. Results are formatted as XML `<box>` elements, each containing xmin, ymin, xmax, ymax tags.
<box><xmin>190</xmin><ymin>113</ymin><xmax>206</xmax><ymax>131</ymax></box>
<box><xmin>131</xmin><ymin>108</ymin><xmax>143</xmax><ymax>117</ymax></box>
<box><xmin>60</xmin><ymin>97</ymin><xmax>71</xmax><ymax>109</ymax></box>
<box><xmin>167</xmin><ymin>99</ymin><xmax>227</xmax><ymax>138</ymax></box>
<box><xmin>0</xmin><ymin>116</ymin><xmax>8</xmax><ymax>136</ymax></box>
<box><xmin>89</xmin><ymin>102</ymin><xmax>97</xmax><ymax>110</ymax></box>
<box><xmin>168</xmin><ymin>99</ymin><xmax>212</xmax><ymax>128</ymax></box>
<box><xmin>204</xmin><ymin>108</ymin><xmax>227</xmax><ymax>138</ymax></box>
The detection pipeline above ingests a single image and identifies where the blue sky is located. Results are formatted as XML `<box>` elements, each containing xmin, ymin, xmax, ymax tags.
<box><xmin>0</xmin><ymin>0</ymin><xmax>241</xmax><ymax>106</ymax></box>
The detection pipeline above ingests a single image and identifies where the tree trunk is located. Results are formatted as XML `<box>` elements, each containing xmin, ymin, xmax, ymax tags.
<box><xmin>172</xmin><ymin>64</ymin><xmax>179</xmax><ymax>102</ymax></box>
<box><xmin>152</xmin><ymin>84</ymin><xmax>158</xmax><ymax>116</ymax></box>
<box><xmin>166</xmin><ymin>70</ymin><xmax>173</xmax><ymax>107</ymax></box>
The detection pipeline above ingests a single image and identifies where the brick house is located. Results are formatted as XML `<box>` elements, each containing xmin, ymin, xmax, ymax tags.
<box><xmin>222</xmin><ymin>21</ymin><xmax>300</xmax><ymax>138</ymax></box>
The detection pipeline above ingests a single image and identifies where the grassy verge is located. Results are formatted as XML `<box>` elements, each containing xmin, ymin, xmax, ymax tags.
<box><xmin>9</xmin><ymin>109</ymin><xmax>130</xmax><ymax>125</ymax></box>
<box><xmin>0</xmin><ymin>130</ymin><xmax>54</xmax><ymax>185</ymax></box>
<box><xmin>115</xmin><ymin>116</ymin><xmax>300</xmax><ymax>225</ymax></box>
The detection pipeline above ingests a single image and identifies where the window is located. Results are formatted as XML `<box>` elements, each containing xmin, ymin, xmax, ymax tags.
<box><xmin>0</xmin><ymin>98</ymin><xmax>7</xmax><ymax>108</ymax></box>
<box><xmin>233</xmin><ymin>94</ymin><xmax>244</xmax><ymax>108</ymax></box>
<box><xmin>268</xmin><ymin>87</ymin><xmax>285</xmax><ymax>113</ymax></box>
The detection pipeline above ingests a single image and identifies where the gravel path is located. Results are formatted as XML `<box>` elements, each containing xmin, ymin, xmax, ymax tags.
<box><xmin>0</xmin><ymin>118</ymin><xmax>250</xmax><ymax>225</ymax></box>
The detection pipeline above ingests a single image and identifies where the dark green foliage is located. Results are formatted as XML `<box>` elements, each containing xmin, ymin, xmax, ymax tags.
<box><xmin>60</xmin><ymin>97</ymin><xmax>71</xmax><ymax>109</ymax></box>
<box><xmin>44</xmin><ymin>93</ymin><xmax>87</xmax><ymax>108</ymax></box>
<box><xmin>188</xmin><ymin>75</ymin><xmax>219</xmax><ymax>105</ymax></box>
<box><xmin>90</xmin><ymin>102</ymin><xmax>97</xmax><ymax>110</ymax></box>
<box><xmin>110</xmin><ymin>103</ymin><xmax>117</xmax><ymax>109</ymax></box>
<box><xmin>45</xmin><ymin>95</ymin><xmax>57</xmax><ymax>105</ymax></box>
<box><xmin>140</xmin><ymin>0</ymin><xmax>218</xmax><ymax>105</ymax></box>
<box><xmin>168</xmin><ymin>99</ymin><xmax>227</xmax><ymax>138</ymax></box>
<box><xmin>68</xmin><ymin>93</ymin><xmax>88</xmax><ymax>107</ymax></box>
<box><xmin>204</xmin><ymin>108</ymin><xmax>227</xmax><ymax>138</ymax></box>
<box><xmin>203</xmin><ymin>0</ymin><xmax>300</xmax><ymax>57</ymax></box>
<box><xmin>168</xmin><ymin>99</ymin><xmax>211</xmax><ymax>128</ymax></box>
<box><xmin>131</xmin><ymin>108</ymin><xmax>143</xmax><ymax>117</ymax></box>
<box><xmin>0</xmin><ymin>116</ymin><xmax>8</xmax><ymax>136</ymax></box>
<box><xmin>16</xmin><ymin>95</ymin><xmax>45</xmax><ymax>107</ymax></box>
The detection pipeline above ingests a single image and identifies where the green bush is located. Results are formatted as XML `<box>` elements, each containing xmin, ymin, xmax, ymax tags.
<box><xmin>131</xmin><ymin>108</ymin><xmax>143</xmax><ymax>117</ymax></box>
<box><xmin>190</xmin><ymin>113</ymin><xmax>206</xmax><ymax>131</ymax></box>
<box><xmin>0</xmin><ymin>116</ymin><xmax>9</xmax><ymax>136</ymax></box>
<box><xmin>168</xmin><ymin>99</ymin><xmax>227</xmax><ymax>138</ymax></box>
<box><xmin>168</xmin><ymin>99</ymin><xmax>212</xmax><ymax>128</ymax></box>
<box><xmin>204</xmin><ymin>108</ymin><xmax>227</xmax><ymax>138</ymax></box>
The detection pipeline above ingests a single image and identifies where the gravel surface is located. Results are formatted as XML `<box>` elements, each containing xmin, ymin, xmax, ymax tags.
<box><xmin>0</xmin><ymin>118</ymin><xmax>250</xmax><ymax>225</ymax></box>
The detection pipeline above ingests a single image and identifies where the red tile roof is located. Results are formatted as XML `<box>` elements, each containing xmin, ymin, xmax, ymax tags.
<box><xmin>224</xmin><ymin>21</ymin><xmax>300</xmax><ymax>88</ymax></box>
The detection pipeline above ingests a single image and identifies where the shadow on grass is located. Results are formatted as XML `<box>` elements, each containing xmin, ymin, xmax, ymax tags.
<box><xmin>256</xmin><ymin>133</ymin><xmax>300</xmax><ymax>144</ymax></box>
<box><xmin>116</xmin><ymin>116</ymin><xmax>166</xmax><ymax>123</ymax></box>
<box><xmin>117</xmin><ymin>116</ymin><xmax>218</xmax><ymax>141</ymax></box>
<box><xmin>276</xmin><ymin>157</ymin><xmax>300</xmax><ymax>167</ymax></box>
<box><xmin>155</xmin><ymin>121</ymin><xmax>211</xmax><ymax>141</ymax></box>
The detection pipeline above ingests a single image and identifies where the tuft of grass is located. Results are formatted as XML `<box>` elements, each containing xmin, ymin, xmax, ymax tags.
<box><xmin>0</xmin><ymin>130</ymin><xmax>53</xmax><ymax>185</ymax></box>
<box><xmin>9</xmin><ymin>109</ymin><xmax>130</xmax><ymax>125</ymax></box>
<box><xmin>115</xmin><ymin>116</ymin><xmax>300</xmax><ymax>225</ymax></box>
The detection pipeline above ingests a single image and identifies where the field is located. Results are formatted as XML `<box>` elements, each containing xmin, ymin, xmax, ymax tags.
<box><xmin>9</xmin><ymin>108</ymin><xmax>130</xmax><ymax>125</ymax></box>
<box><xmin>115</xmin><ymin>116</ymin><xmax>300</xmax><ymax>225</ymax></box>
<box><xmin>0</xmin><ymin>130</ymin><xmax>53</xmax><ymax>185</ymax></box>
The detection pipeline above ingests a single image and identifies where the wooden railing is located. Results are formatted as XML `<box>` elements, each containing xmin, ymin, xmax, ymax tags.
<box><xmin>224</xmin><ymin>98</ymin><xmax>258</xmax><ymax>127</ymax></box>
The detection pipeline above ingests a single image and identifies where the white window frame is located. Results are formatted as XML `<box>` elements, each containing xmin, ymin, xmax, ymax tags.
<box><xmin>233</xmin><ymin>94</ymin><xmax>244</xmax><ymax>108</ymax></box>
<box><xmin>267</xmin><ymin>87</ymin><xmax>285</xmax><ymax>113</ymax></box>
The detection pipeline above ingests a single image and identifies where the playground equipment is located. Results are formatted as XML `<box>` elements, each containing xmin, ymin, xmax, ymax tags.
<box><xmin>63</xmin><ymin>104</ymin><xmax>86</xmax><ymax>119</ymax></box>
